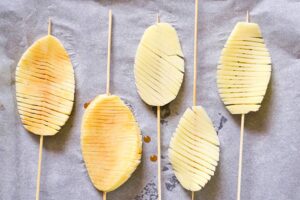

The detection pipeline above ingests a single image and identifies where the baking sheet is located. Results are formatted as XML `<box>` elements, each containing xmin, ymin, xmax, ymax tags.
<box><xmin>0</xmin><ymin>0</ymin><xmax>300</xmax><ymax>199</ymax></box>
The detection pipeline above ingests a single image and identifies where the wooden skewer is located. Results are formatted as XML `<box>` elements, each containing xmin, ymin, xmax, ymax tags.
<box><xmin>35</xmin><ymin>135</ymin><xmax>43</xmax><ymax>200</ymax></box>
<box><xmin>156</xmin><ymin>12</ymin><xmax>162</xmax><ymax>200</ymax></box>
<box><xmin>103</xmin><ymin>10</ymin><xmax>113</xmax><ymax>200</ymax></box>
<box><xmin>48</xmin><ymin>18</ymin><xmax>52</xmax><ymax>35</ymax></box>
<box><xmin>193</xmin><ymin>0</ymin><xmax>199</xmax><ymax>108</ymax></box>
<box><xmin>106</xmin><ymin>9</ymin><xmax>112</xmax><ymax>96</ymax></box>
<box><xmin>246</xmin><ymin>10</ymin><xmax>250</xmax><ymax>23</ymax></box>
<box><xmin>36</xmin><ymin>18</ymin><xmax>52</xmax><ymax>200</ymax></box>
<box><xmin>191</xmin><ymin>0</ymin><xmax>199</xmax><ymax>199</ymax></box>
<box><xmin>236</xmin><ymin>12</ymin><xmax>249</xmax><ymax>200</ymax></box>
<box><xmin>237</xmin><ymin>114</ymin><xmax>245</xmax><ymax>200</ymax></box>
<box><xmin>157</xmin><ymin>106</ymin><xmax>161</xmax><ymax>200</ymax></box>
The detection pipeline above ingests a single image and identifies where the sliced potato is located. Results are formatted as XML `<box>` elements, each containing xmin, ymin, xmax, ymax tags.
<box><xmin>134</xmin><ymin>23</ymin><xmax>184</xmax><ymax>106</ymax></box>
<box><xmin>169</xmin><ymin>106</ymin><xmax>220</xmax><ymax>191</ymax></box>
<box><xmin>16</xmin><ymin>35</ymin><xmax>75</xmax><ymax>136</ymax></box>
<box><xmin>81</xmin><ymin>95</ymin><xmax>142</xmax><ymax>192</ymax></box>
<box><xmin>217</xmin><ymin>22</ymin><xmax>271</xmax><ymax>114</ymax></box>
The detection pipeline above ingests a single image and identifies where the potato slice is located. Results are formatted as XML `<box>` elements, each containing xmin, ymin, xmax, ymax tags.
<box><xmin>134</xmin><ymin>23</ymin><xmax>184</xmax><ymax>106</ymax></box>
<box><xmin>217</xmin><ymin>22</ymin><xmax>271</xmax><ymax>114</ymax></box>
<box><xmin>169</xmin><ymin>106</ymin><xmax>220</xmax><ymax>191</ymax></box>
<box><xmin>16</xmin><ymin>35</ymin><xmax>75</xmax><ymax>136</ymax></box>
<box><xmin>81</xmin><ymin>95</ymin><xmax>142</xmax><ymax>192</ymax></box>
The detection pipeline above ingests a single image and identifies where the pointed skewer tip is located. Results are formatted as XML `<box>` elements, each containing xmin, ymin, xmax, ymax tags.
<box><xmin>156</xmin><ymin>12</ymin><xmax>160</xmax><ymax>23</ymax></box>
<box><xmin>48</xmin><ymin>18</ymin><xmax>52</xmax><ymax>35</ymax></box>
<box><xmin>106</xmin><ymin>8</ymin><xmax>113</xmax><ymax>96</ymax></box>
<box><xmin>246</xmin><ymin>10</ymin><xmax>250</xmax><ymax>23</ymax></box>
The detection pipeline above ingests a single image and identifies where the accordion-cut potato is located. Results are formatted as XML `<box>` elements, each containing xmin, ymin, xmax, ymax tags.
<box><xmin>16</xmin><ymin>35</ymin><xmax>75</xmax><ymax>136</ymax></box>
<box><xmin>134</xmin><ymin>23</ymin><xmax>184</xmax><ymax>106</ymax></box>
<box><xmin>217</xmin><ymin>22</ymin><xmax>271</xmax><ymax>114</ymax></box>
<box><xmin>169</xmin><ymin>106</ymin><xmax>220</xmax><ymax>191</ymax></box>
<box><xmin>81</xmin><ymin>95</ymin><xmax>142</xmax><ymax>192</ymax></box>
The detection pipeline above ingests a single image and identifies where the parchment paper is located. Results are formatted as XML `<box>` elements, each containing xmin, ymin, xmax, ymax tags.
<box><xmin>0</xmin><ymin>0</ymin><xmax>300</xmax><ymax>199</ymax></box>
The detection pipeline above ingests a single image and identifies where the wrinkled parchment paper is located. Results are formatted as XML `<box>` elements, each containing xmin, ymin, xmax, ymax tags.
<box><xmin>1</xmin><ymin>0</ymin><xmax>300</xmax><ymax>199</ymax></box>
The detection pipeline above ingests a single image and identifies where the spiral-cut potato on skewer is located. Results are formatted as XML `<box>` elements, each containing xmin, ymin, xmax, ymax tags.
<box><xmin>134</xmin><ymin>23</ymin><xmax>184</xmax><ymax>106</ymax></box>
<box><xmin>16</xmin><ymin>35</ymin><xmax>75</xmax><ymax>136</ymax></box>
<box><xmin>169</xmin><ymin>106</ymin><xmax>220</xmax><ymax>191</ymax></box>
<box><xmin>81</xmin><ymin>95</ymin><xmax>142</xmax><ymax>192</ymax></box>
<box><xmin>217</xmin><ymin>22</ymin><xmax>271</xmax><ymax>114</ymax></box>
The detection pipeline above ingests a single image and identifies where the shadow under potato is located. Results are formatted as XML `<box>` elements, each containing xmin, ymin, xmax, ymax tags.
<box><xmin>28</xmin><ymin>95</ymin><xmax>77</xmax><ymax>153</ymax></box>
<box><xmin>230</xmin><ymin>75</ymin><xmax>273</xmax><ymax>135</ymax></box>
<box><xmin>195</xmin><ymin>163</ymin><xmax>223</xmax><ymax>200</ymax></box>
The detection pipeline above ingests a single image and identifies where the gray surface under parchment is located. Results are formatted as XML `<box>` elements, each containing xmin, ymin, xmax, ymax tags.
<box><xmin>0</xmin><ymin>0</ymin><xmax>300</xmax><ymax>200</ymax></box>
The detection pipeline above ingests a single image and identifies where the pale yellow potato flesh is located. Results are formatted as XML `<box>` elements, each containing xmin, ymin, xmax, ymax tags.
<box><xmin>217</xmin><ymin>22</ymin><xmax>271</xmax><ymax>114</ymax></box>
<box><xmin>16</xmin><ymin>35</ymin><xmax>75</xmax><ymax>136</ymax></box>
<box><xmin>81</xmin><ymin>95</ymin><xmax>142</xmax><ymax>192</ymax></box>
<box><xmin>169</xmin><ymin>106</ymin><xmax>220</xmax><ymax>192</ymax></box>
<box><xmin>134</xmin><ymin>23</ymin><xmax>184</xmax><ymax>106</ymax></box>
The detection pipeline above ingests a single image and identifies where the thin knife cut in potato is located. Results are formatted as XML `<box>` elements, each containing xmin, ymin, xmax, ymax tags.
<box><xmin>16</xmin><ymin>35</ymin><xmax>75</xmax><ymax>136</ymax></box>
<box><xmin>134</xmin><ymin>23</ymin><xmax>184</xmax><ymax>106</ymax></box>
<box><xmin>81</xmin><ymin>95</ymin><xmax>142</xmax><ymax>192</ymax></box>
<box><xmin>217</xmin><ymin>22</ymin><xmax>271</xmax><ymax>114</ymax></box>
<box><xmin>169</xmin><ymin>106</ymin><xmax>220</xmax><ymax>191</ymax></box>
